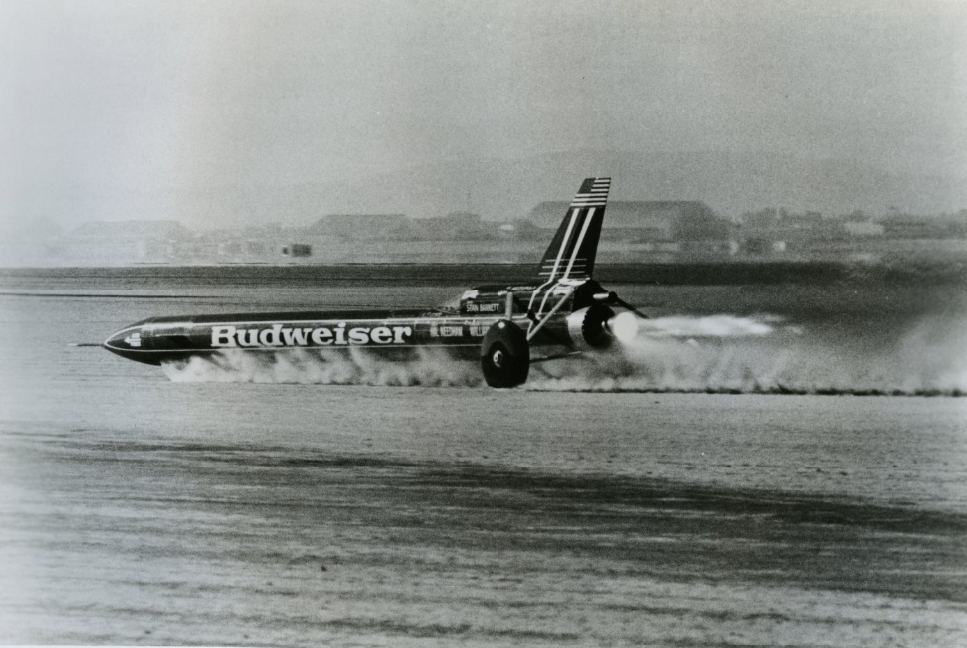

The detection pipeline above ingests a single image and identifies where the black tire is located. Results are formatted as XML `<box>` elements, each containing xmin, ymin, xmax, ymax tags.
<box><xmin>480</xmin><ymin>320</ymin><xmax>529</xmax><ymax>388</ymax></box>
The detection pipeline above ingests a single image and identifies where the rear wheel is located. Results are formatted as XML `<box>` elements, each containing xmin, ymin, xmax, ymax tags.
<box><xmin>481</xmin><ymin>320</ymin><xmax>529</xmax><ymax>388</ymax></box>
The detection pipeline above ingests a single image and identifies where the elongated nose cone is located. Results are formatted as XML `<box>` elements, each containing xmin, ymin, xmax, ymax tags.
<box><xmin>103</xmin><ymin>324</ymin><xmax>158</xmax><ymax>364</ymax></box>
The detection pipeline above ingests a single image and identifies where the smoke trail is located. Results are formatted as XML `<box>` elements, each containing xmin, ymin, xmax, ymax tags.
<box><xmin>526</xmin><ymin>315</ymin><xmax>967</xmax><ymax>396</ymax></box>
<box><xmin>635</xmin><ymin>314</ymin><xmax>779</xmax><ymax>338</ymax></box>
<box><xmin>161</xmin><ymin>314</ymin><xmax>966</xmax><ymax>396</ymax></box>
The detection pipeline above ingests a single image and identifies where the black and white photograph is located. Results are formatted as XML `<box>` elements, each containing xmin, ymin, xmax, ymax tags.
<box><xmin>1</xmin><ymin>1</ymin><xmax>965</xmax><ymax>645</ymax></box>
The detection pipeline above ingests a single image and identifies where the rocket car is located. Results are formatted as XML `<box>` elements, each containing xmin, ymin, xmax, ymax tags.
<box><xmin>104</xmin><ymin>177</ymin><xmax>645</xmax><ymax>387</ymax></box>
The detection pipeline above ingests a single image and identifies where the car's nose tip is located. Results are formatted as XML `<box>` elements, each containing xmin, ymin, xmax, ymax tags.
<box><xmin>103</xmin><ymin>326</ymin><xmax>146</xmax><ymax>351</ymax></box>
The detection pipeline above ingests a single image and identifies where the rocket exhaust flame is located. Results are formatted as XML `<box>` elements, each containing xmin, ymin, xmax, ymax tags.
<box><xmin>607</xmin><ymin>311</ymin><xmax>639</xmax><ymax>343</ymax></box>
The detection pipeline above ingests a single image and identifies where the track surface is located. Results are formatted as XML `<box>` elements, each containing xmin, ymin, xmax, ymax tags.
<box><xmin>1</xmin><ymin>270</ymin><xmax>965</xmax><ymax>646</ymax></box>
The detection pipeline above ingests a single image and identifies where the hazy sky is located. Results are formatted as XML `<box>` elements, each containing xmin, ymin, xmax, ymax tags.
<box><xmin>1</xmin><ymin>0</ymin><xmax>965</xmax><ymax>228</ymax></box>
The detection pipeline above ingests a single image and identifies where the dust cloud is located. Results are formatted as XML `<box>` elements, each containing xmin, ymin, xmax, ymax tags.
<box><xmin>163</xmin><ymin>347</ymin><xmax>484</xmax><ymax>387</ymax></box>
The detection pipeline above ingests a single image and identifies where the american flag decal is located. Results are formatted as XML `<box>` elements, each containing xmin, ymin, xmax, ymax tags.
<box><xmin>569</xmin><ymin>177</ymin><xmax>611</xmax><ymax>208</ymax></box>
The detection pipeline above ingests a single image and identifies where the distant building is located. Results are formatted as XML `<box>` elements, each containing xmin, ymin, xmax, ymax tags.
<box><xmin>496</xmin><ymin>219</ymin><xmax>544</xmax><ymax>240</ymax></box>
<box><xmin>879</xmin><ymin>215</ymin><xmax>958</xmax><ymax>239</ymax></box>
<box><xmin>312</xmin><ymin>214</ymin><xmax>409</xmax><ymax>241</ymax></box>
<box><xmin>680</xmin><ymin>239</ymin><xmax>739</xmax><ymax>256</ymax></box>
<box><xmin>408</xmin><ymin>212</ymin><xmax>497</xmax><ymax>241</ymax></box>
<box><xmin>738</xmin><ymin>209</ymin><xmax>848</xmax><ymax>255</ymax></box>
<box><xmin>739</xmin><ymin>233</ymin><xmax>801</xmax><ymax>255</ymax></box>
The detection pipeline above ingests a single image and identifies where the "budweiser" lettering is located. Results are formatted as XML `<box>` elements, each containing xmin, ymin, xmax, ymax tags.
<box><xmin>210</xmin><ymin>324</ymin><xmax>413</xmax><ymax>348</ymax></box>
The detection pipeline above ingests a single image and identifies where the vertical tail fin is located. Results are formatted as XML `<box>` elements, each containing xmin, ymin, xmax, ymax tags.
<box><xmin>535</xmin><ymin>177</ymin><xmax>611</xmax><ymax>282</ymax></box>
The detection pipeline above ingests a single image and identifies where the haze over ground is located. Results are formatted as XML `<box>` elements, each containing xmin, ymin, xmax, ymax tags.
<box><xmin>1</xmin><ymin>0</ymin><xmax>965</xmax><ymax>233</ymax></box>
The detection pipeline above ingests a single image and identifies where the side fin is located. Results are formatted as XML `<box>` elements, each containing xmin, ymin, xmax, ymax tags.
<box><xmin>534</xmin><ymin>177</ymin><xmax>611</xmax><ymax>282</ymax></box>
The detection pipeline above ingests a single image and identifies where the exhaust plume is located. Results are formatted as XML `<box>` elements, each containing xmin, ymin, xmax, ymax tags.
<box><xmin>527</xmin><ymin>315</ymin><xmax>966</xmax><ymax>396</ymax></box>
